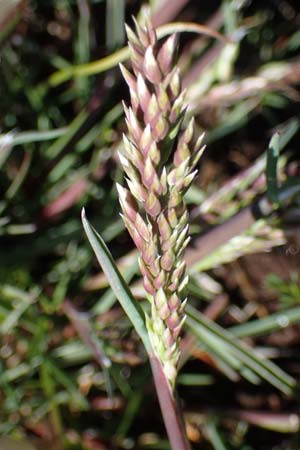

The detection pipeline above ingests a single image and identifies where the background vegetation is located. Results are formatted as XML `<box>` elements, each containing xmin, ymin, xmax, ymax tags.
<box><xmin>1</xmin><ymin>1</ymin><xmax>300</xmax><ymax>449</ymax></box>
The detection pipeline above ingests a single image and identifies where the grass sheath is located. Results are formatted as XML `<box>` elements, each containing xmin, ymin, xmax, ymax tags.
<box><xmin>150</xmin><ymin>355</ymin><xmax>192</xmax><ymax>450</ymax></box>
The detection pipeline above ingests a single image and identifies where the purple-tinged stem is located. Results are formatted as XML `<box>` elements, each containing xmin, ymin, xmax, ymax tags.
<box><xmin>186</xmin><ymin>207</ymin><xmax>254</xmax><ymax>266</ymax></box>
<box><xmin>63</xmin><ymin>300</ymin><xmax>111</xmax><ymax>370</ymax></box>
<box><xmin>152</xmin><ymin>0</ymin><xmax>190</xmax><ymax>27</ymax></box>
<box><xmin>149</xmin><ymin>354</ymin><xmax>191</xmax><ymax>450</ymax></box>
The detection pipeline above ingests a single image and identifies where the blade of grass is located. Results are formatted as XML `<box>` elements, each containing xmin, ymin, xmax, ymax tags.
<box><xmin>205</xmin><ymin>99</ymin><xmax>258</xmax><ymax>143</ymax></box>
<box><xmin>63</xmin><ymin>300</ymin><xmax>111</xmax><ymax>369</ymax></box>
<box><xmin>205</xmin><ymin>417</ymin><xmax>228</xmax><ymax>450</ymax></box>
<box><xmin>5</xmin><ymin>151</ymin><xmax>31</xmax><ymax>200</ymax></box>
<box><xmin>92</xmin><ymin>257</ymin><xmax>139</xmax><ymax>315</ymax></box>
<box><xmin>40</xmin><ymin>360</ymin><xmax>63</xmax><ymax>439</ymax></box>
<box><xmin>0</xmin><ymin>128</ymin><xmax>67</xmax><ymax>148</ymax></box>
<box><xmin>106</xmin><ymin>0</ymin><xmax>125</xmax><ymax>50</ymax></box>
<box><xmin>266</xmin><ymin>118</ymin><xmax>299</xmax><ymax>203</ymax></box>
<box><xmin>46</xmin><ymin>358</ymin><xmax>88</xmax><ymax>409</ymax></box>
<box><xmin>115</xmin><ymin>387</ymin><xmax>144</xmax><ymax>438</ymax></box>
<box><xmin>45</xmin><ymin>110</ymin><xmax>88</xmax><ymax>158</ymax></box>
<box><xmin>0</xmin><ymin>285</ymin><xmax>38</xmax><ymax>334</ymax></box>
<box><xmin>48</xmin><ymin>154</ymin><xmax>78</xmax><ymax>183</ymax></box>
<box><xmin>63</xmin><ymin>300</ymin><xmax>113</xmax><ymax>399</ymax></box>
<box><xmin>177</xmin><ymin>373</ymin><xmax>215</xmax><ymax>386</ymax></box>
<box><xmin>2</xmin><ymin>363</ymin><xmax>31</xmax><ymax>383</ymax></box>
<box><xmin>52</xmin><ymin>340</ymin><xmax>93</xmax><ymax>366</ymax></box>
<box><xmin>48</xmin><ymin>22</ymin><xmax>228</xmax><ymax>86</ymax></box>
<box><xmin>276</xmin><ymin>118</ymin><xmax>299</xmax><ymax>149</ymax></box>
<box><xmin>81</xmin><ymin>208</ymin><xmax>151</xmax><ymax>353</ymax></box>
<box><xmin>0</xmin><ymin>133</ymin><xmax>13</xmax><ymax>168</ymax></box>
<box><xmin>187</xmin><ymin>317</ymin><xmax>258</xmax><ymax>384</ymax></box>
<box><xmin>192</xmin><ymin>325</ymin><xmax>242</xmax><ymax>371</ymax></box>
<box><xmin>267</xmin><ymin>132</ymin><xmax>280</xmax><ymax>203</ymax></box>
<box><xmin>186</xmin><ymin>305</ymin><xmax>296</xmax><ymax>394</ymax></box>
<box><xmin>233</xmin><ymin>410</ymin><xmax>300</xmax><ymax>433</ymax></box>
<box><xmin>75</xmin><ymin>0</ymin><xmax>91</xmax><ymax>100</ymax></box>
<box><xmin>230</xmin><ymin>306</ymin><xmax>300</xmax><ymax>338</ymax></box>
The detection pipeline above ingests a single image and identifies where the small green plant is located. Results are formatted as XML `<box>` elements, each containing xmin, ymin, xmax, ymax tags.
<box><xmin>266</xmin><ymin>273</ymin><xmax>300</xmax><ymax>308</ymax></box>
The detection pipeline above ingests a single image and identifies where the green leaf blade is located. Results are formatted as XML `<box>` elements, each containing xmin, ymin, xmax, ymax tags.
<box><xmin>81</xmin><ymin>208</ymin><xmax>151</xmax><ymax>354</ymax></box>
<box><xmin>267</xmin><ymin>132</ymin><xmax>280</xmax><ymax>203</ymax></box>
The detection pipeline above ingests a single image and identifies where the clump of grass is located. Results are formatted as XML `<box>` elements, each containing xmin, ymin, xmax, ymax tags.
<box><xmin>2</xmin><ymin>2</ymin><xmax>300</xmax><ymax>450</ymax></box>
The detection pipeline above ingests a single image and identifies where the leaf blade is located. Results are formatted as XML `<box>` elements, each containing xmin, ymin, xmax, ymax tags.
<box><xmin>267</xmin><ymin>132</ymin><xmax>280</xmax><ymax>203</ymax></box>
<box><xmin>81</xmin><ymin>208</ymin><xmax>151</xmax><ymax>353</ymax></box>
<box><xmin>186</xmin><ymin>305</ymin><xmax>296</xmax><ymax>394</ymax></box>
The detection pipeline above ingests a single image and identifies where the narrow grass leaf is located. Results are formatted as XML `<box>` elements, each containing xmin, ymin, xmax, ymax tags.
<box><xmin>6</xmin><ymin>151</ymin><xmax>31</xmax><ymax>200</ymax></box>
<box><xmin>267</xmin><ymin>118</ymin><xmax>299</xmax><ymax>203</ymax></box>
<box><xmin>276</xmin><ymin>118</ymin><xmax>299</xmax><ymax>150</ymax></box>
<box><xmin>46</xmin><ymin>358</ymin><xmax>88</xmax><ymax>409</ymax></box>
<box><xmin>40</xmin><ymin>360</ymin><xmax>62</xmax><ymax>435</ymax></box>
<box><xmin>3</xmin><ymin>363</ymin><xmax>31</xmax><ymax>383</ymax></box>
<box><xmin>230</xmin><ymin>306</ymin><xmax>300</xmax><ymax>338</ymax></box>
<box><xmin>92</xmin><ymin>258</ymin><xmax>139</xmax><ymax>315</ymax></box>
<box><xmin>205</xmin><ymin>418</ymin><xmax>228</xmax><ymax>450</ymax></box>
<box><xmin>106</xmin><ymin>0</ymin><xmax>125</xmax><ymax>50</ymax></box>
<box><xmin>49</xmin><ymin>21</ymin><xmax>227</xmax><ymax>86</ymax></box>
<box><xmin>177</xmin><ymin>373</ymin><xmax>215</xmax><ymax>386</ymax></box>
<box><xmin>45</xmin><ymin>110</ymin><xmax>88</xmax><ymax>158</ymax></box>
<box><xmin>267</xmin><ymin>132</ymin><xmax>280</xmax><ymax>203</ymax></box>
<box><xmin>234</xmin><ymin>410</ymin><xmax>300</xmax><ymax>433</ymax></box>
<box><xmin>115</xmin><ymin>388</ymin><xmax>144</xmax><ymax>438</ymax></box>
<box><xmin>0</xmin><ymin>286</ymin><xmax>37</xmax><ymax>334</ymax></box>
<box><xmin>186</xmin><ymin>305</ymin><xmax>296</xmax><ymax>394</ymax></box>
<box><xmin>52</xmin><ymin>340</ymin><xmax>93</xmax><ymax>365</ymax></box>
<box><xmin>81</xmin><ymin>208</ymin><xmax>151</xmax><ymax>353</ymax></box>
<box><xmin>0</xmin><ymin>133</ymin><xmax>13</xmax><ymax>168</ymax></box>
<box><xmin>0</xmin><ymin>128</ymin><xmax>67</xmax><ymax>148</ymax></box>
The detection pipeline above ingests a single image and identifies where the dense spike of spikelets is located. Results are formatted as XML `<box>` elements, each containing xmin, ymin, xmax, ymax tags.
<box><xmin>118</xmin><ymin>18</ymin><xmax>205</xmax><ymax>386</ymax></box>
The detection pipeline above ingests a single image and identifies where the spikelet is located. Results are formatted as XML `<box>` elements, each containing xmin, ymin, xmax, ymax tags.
<box><xmin>118</xmin><ymin>18</ymin><xmax>205</xmax><ymax>386</ymax></box>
